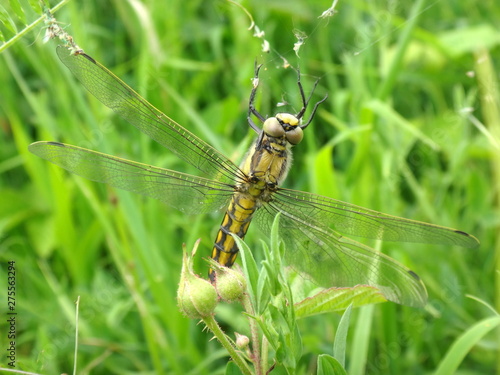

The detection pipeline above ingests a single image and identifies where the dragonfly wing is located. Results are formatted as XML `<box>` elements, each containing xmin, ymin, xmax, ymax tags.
<box><xmin>274</xmin><ymin>188</ymin><xmax>479</xmax><ymax>248</ymax></box>
<box><xmin>56</xmin><ymin>46</ymin><xmax>244</xmax><ymax>186</ymax></box>
<box><xmin>29</xmin><ymin>141</ymin><xmax>234</xmax><ymax>214</ymax></box>
<box><xmin>254</xmin><ymin>201</ymin><xmax>427</xmax><ymax>307</ymax></box>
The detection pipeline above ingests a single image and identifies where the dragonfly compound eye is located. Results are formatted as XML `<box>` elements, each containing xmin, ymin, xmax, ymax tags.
<box><xmin>263</xmin><ymin>117</ymin><xmax>285</xmax><ymax>138</ymax></box>
<box><xmin>285</xmin><ymin>126</ymin><xmax>303</xmax><ymax>145</ymax></box>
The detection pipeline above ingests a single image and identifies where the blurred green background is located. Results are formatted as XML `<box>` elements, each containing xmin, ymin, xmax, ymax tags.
<box><xmin>0</xmin><ymin>0</ymin><xmax>498</xmax><ymax>373</ymax></box>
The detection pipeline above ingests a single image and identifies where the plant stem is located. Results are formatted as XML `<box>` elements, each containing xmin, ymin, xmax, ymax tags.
<box><xmin>203</xmin><ymin>315</ymin><xmax>253</xmax><ymax>375</ymax></box>
<box><xmin>242</xmin><ymin>291</ymin><xmax>263</xmax><ymax>375</ymax></box>
<box><xmin>0</xmin><ymin>0</ymin><xmax>71</xmax><ymax>53</ymax></box>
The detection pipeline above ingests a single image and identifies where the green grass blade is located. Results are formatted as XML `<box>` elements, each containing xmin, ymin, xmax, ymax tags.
<box><xmin>348</xmin><ymin>305</ymin><xmax>374</xmax><ymax>375</ymax></box>
<box><xmin>433</xmin><ymin>316</ymin><xmax>500</xmax><ymax>375</ymax></box>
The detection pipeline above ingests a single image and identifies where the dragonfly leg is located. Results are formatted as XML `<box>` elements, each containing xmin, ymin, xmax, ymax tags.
<box><xmin>296</xmin><ymin>69</ymin><xmax>329</xmax><ymax>128</ymax></box>
<box><xmin>300</xmin><ymin>91</ymin><xmax>328</xmax><ymax>129</ymax></box>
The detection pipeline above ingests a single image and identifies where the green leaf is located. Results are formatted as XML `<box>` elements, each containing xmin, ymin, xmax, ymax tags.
<box><xmin>225</xmin><ymin>360</ymin><xmax>245</xmax><ymax>375</ymax></box>
<box><xmin>270</xmin><ymin>211</ymin><xmax>281</xmax><ymax>253</ymax></box>
<box><xmin>333</xmin><ymin>304</ymin><xmax>352</xmax><ymax>367</ymax></box>
<box><xmin>232</xmin><ymin>234</ymin><xmax>260</xmax><ymax>311</ymax></box>
<box><xmin>266</xmin><ymin>212</ymin><xmax>286</xmax><ymax>295</ymax></box>
<box><xmin>433</xmin><ymin>316</ymin><xmax>500</xmax><ymax>375</ymax></box>
<box><xmin>256</xmin><ymin>243</ymin><xmax>272</xmax><ymax>313</ymax></box>
<box><xmin>261</xmin><ymin>240</ymin><xmax>280</xmax><ymax>296</ymax></box>
<box><xmin>317</xmin><ymin>354</ymin><xmax>347</xmax><ymax>375</ymax></box>
<box><xmin>295</xmin><ymin>285</ymin><xmax>386</xmax><ymax>319</ymax></box>
<box><xmin>266</xmin><ymin>302</ymin><xmax>301</xmax><ymax>371</ymax></box>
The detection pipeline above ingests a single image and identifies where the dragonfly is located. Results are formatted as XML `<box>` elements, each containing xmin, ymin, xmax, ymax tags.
<box><xmin>29</xmin><ymin>46</ymin><xmax>480</xmax><ymax>308</ymax></box>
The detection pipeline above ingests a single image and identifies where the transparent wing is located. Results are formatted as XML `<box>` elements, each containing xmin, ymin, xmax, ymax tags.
<box><xmin>56</xmin><ymin>46</ymin><xmax>245</xmax><ymax>185</ymax></box>
<box><xmin>29</xmin><ymin>141</ymin><xmax>234</xmax><ymax>214</ymax></box>
<box><xmin>273</xmin><ymin>187</ymin><xmax>479</xmax><ymax>248</ymax></box>
<box><xmin>255</xmin><ymin>201</ymin><xmax>427</xmax><ymax>307</ymax></box>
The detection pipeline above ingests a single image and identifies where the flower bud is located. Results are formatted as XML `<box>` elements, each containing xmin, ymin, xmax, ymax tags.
<box><xmin>214</xmin><ymin>266</ymin><xmax>247</xmax><ymax>302</ymax></box>
<box><xmin>235</xmin><ymin>332</ymin><xmax>250</xmax><ymax>349</ymax></box>
<box><xmin>177</xmin><ymin>241</ymin><xmax>218</xmax><ymax>318</ymax></box>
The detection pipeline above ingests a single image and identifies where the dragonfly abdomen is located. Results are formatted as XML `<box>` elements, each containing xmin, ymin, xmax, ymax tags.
<box><xmin>211</xmin><ymin>192</ymin><xmax>258</xmax><ymax>272</ymax></box>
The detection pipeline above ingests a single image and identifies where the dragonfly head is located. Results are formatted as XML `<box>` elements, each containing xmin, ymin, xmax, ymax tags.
<box><xmin>263</xmin><ymin>113</ymin><xmax>304</xmax><ymax>145</ymax></box>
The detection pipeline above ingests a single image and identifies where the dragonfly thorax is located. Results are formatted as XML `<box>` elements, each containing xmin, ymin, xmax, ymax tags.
<box><xmin>239</xmin><ymin>113</ymin><xmax>302</xmax><ymax>198</ymax></box>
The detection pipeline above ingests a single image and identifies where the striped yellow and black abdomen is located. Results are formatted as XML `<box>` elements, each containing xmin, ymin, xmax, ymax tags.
<box><xmin>211</xmin><ymin>192</ymin><xmax>258</xmax><ymax>269</ymax></box>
